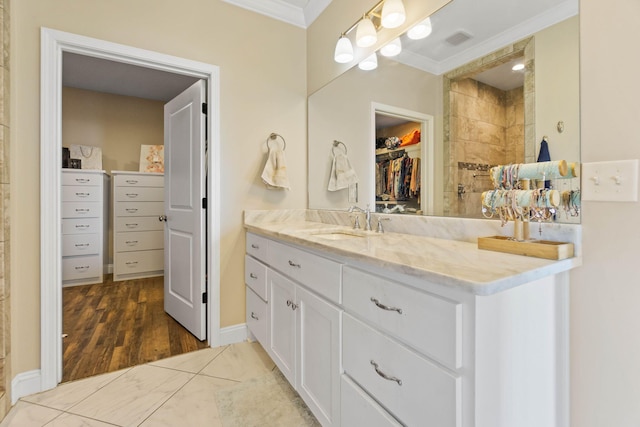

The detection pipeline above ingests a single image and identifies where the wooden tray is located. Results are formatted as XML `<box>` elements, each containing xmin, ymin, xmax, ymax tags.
<box><xmin>477</xmin><ymin>236</ymin><xmax>574</xmax><ymax>260</ymax></box>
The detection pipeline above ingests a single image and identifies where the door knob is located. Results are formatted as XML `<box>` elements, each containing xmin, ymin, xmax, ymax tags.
<box><xmin>158</xmin><ymin>215</ymin><xmax>167</xmax><ymax>222</ymax></box>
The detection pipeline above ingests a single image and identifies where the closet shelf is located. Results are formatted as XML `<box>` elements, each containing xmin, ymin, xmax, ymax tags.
<box><xmin>375</xmin><ymin>143</ymin><xmax>420</xmax><ymax>157</ymax></box>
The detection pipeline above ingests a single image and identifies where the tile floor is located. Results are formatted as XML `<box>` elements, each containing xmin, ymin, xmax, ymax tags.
<box><xmin>1</xmin><ymin>341</ymin><xmax>314</xmax><ymax>426</ymax></box>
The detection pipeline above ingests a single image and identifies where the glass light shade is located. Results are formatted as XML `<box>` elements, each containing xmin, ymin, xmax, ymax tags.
<box><xmin>407</xmin><ymin>17</ymin><xmax>432</xmax><ymax>40</ymax></box>
<box><xmin>381</xmin><ymin>0</ymin><xmax>406</xmax><ymax>29</ymax></box>
<box><xmin>334</xmin><ymin>35</ymin><xmax>354</xmax><ymax>63</ymax></box>
<box><xmin>356</xmin><ymin>17</ymin><xmax>377</xmax><ymax>47</ymax></box>
<box><xmin>358</xmin><ymin>52</ymin><xmax>378</xmax><ymax>71</ymax></box>
<box><xmin>380</xmin><ymin>37</ymin><xmax>402</xmax><ymax>57</ymax></box>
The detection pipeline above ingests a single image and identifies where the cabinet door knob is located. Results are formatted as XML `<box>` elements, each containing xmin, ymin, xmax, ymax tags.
<box><xmin>158</xmin><ymin>215</ymin><xmax>167</xmax><ymax>222</ymax></box>
<box><xmin>370</xmin><ymin>360</ymin><xmax>402</xmax><ymax>386</ymax></box>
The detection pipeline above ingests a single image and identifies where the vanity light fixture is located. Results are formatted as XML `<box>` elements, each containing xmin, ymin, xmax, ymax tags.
<box><xmin>358</xmin><ymin>52</ymin><xmax>378</xmax><ymax>70</ymax></box>
<box><xmin>381</xmin><ymin>0</ymin><xmax>406</xmax><ymax>28</ymax></box>
<box><xmin>512</xmin><ymin>63</ymin><xmax>525</xmax><ymax>71</ymax></box>
<box><xmin>356</xmin><ymin>15</ymin><xmax>378</xmax><ymax>47</ymax></box>
<box><xmin>334</xmin><ymin>34</ymin><xmax>354</xmax><ymax>63</ymax></box>
<box><xmin>407</xmin><ymin>17</ymin><xmax>433</xmax><ymax>40</ymax></box>
<box><xmin>380</xmin><ymin>37</ymin><xmax>402</xmax><ymax>57</ymax></box>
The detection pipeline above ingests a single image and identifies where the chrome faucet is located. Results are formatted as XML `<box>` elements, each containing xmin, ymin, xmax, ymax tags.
<box><xmin>349</xmin><ymin>205</ymin><xmax>372</xmax><ymax>231</ymax></box>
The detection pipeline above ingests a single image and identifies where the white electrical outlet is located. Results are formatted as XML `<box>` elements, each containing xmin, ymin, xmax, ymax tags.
<box><xmin>581</xmin><ymin>159</ymin><xmax>639</xmax><ymax>202</ymax></box>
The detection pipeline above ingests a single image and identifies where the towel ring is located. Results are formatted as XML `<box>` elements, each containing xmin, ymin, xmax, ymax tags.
<box><xmin>267</xmin><ymin>133</ymin><xmax>286</xmax><ymax>151</ymax></box>
<box><xmin>332</xmin><ymin>140</ymin><xmax>347</xmax><ymax>156</ymax></box>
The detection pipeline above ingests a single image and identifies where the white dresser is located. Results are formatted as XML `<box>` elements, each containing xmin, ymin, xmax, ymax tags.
<box><xmin>112</xmin><ymin>171</ymin><xmax>164</xmax><ymax>281</ymax></box>
<box><xmin>61</xmin><ymin>169</ymin><xmax>109</xmax><ymax>287</ymax></box>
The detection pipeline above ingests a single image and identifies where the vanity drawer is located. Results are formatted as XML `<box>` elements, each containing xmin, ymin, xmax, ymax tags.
<box><xmin>341</xmin><ymin>375</ymin><xmax>402</xmax><ymax>427</ymax></box>
<box><xmin>267</xmin><ymin>240</ymin><xmax>342</xmax><ymax>304</ymax></box>
<box><xmin>115</xmin><ymin>231</ymin><xmax>164</xmax><ymax>252</ymax></box>
<box><xmin>62</xmin><ymin>172</ymin><xmax>102</xmax><ymax>186</ymax></box>
<box><xmin>62</xmin><ymin>186</ymin><xmax>102</xmax><ymax>203</ymax></box>
<box><xmin>62</xmin><ymin>218</ymin><xmax>101</xmax><ymax>235</ymax></box>
<box><xmin>114</xmin><ymin>202</ymin><xmax>164</xmax><ymax>217</ymax></box>
<box><xmin>62</xmin><ymin>202</ymin><xmax>101</xmax><ymax>219</ymax></box>
<box><xmin>62</xmin><ymin>233</ymin><xmax>99</xmax><ymax>257</ymax></box>
<box><xmin>246</xmin><ymin>286</ymin><xmax>267</xmax><ymax>346</ymax></box>
<box><xmin>114</xmin><ymin>186</ymin><xmax>164</xmax><ymax>202</ymax></box>
<box><xmin>114</xmin><ymin>249</ymin><xmax>164</xmax><ymax>275</ymax></box>
<box><xmin>62</xmin><ymin>255</ymin><xmax>102</xmax><ymax>281</ymax></box>
<box><xmin>245</xmin><ymin>255</ymin><xmax>268</xmax><ymax>300</ymax></box>
<box><xmin>343</xmin><ymin>314</ymin><xmax>460</xmax><ymax>427</ymax></box>
<box><xmin>114</xmin><ymin>174</ymin><xmax>164</xmax><ymax>188</ymax></box>
<box><xmin>246</xmin><ymin>232</ymin><xmax>269</xmax><ymax>263</ymax></box>
<box><xmin>343</xmin><ymin>266</ymin><xmax>462</xmax><ymax>369</ymax></box>
<box><xmin>115</xmin><ymin>216</ymin><xmax>164</xmax><ymax>232</ymax></box>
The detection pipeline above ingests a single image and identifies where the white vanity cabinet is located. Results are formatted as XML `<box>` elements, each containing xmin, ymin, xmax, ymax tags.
<box><xmin>61</xmin><ymin>170</ymin><xmax>109</xmax><ymax>286</ymax></box>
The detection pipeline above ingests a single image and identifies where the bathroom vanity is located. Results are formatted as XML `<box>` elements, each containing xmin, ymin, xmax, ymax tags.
<box><xmin>244</xmin><ymin>210</ymin><xmax>580</xmax><ymax>427</ymax></box>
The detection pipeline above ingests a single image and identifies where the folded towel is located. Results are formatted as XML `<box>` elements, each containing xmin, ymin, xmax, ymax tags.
<box><xmin>261</xmin><ymin>146</ymin><xmax>290</xmax><ymax>190</ymax></box>
<box><xmin>328</xmin><ymin>151</ymin><xmax>358</xmax><ymax>191</ymax></box>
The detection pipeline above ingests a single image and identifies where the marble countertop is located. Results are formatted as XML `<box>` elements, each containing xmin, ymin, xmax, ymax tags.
<box><xmin>244</xmin><ymin>215</ymin><xmax>582</xmax><ymax>296</ymax></box>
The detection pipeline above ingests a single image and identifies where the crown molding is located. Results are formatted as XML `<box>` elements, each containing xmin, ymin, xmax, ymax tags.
<box><xmin>223</xmin><ymin>0</ymin><xmax>331</xmax><ymax>29</ymax></box>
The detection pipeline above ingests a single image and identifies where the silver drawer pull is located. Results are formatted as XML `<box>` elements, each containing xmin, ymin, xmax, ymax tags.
<box><xmin>251</xmin><ymin>244</ymin><xmax>259</xmax><ymax>249</ymax></box>
<box><xmin>126</xmin><ymin>208</ymin><xmax>138</xmax><ymax>213</ymax></box>
<box><xmin>251</xmin><ymin>312</ymin><xmax>259</xmax><ymax>320</ymax></box>
<box><xmin>286</xmin><ymin>300</ymin><xmax>299</xmax><ymax>310</ymax></box>
<box><xmin>126</xmin><ymin>261</ymin><xmax>139</xmax><ymax>266</ymax></box>
<box><xmin>125</xmin><ymin>240</ymin><xmax>139</xmax><ymax>245</ymax></box>
<box><xmin>75</xmin><ymin>192</ymin><xmax>90</xmax><ymax>197</ymax></box>
<box><xmin>370</xmin><ymin>297</ymin><xmax>403</xmax><ymax>314</ymax></box>
<box><xmin>125</xmin><ymin>179</ymin><xmax>139</xmax><ymax>184</ymax></box>
<box><xmin>370</xmin><ymin>360</ymin><xmax>402</xmax><ymax>386</ymax></box>
<box><xmin>75</xmin><ymin>208</ymin><xmax>90</xmax><ymax>213</ymax></box>
<box><xmin>74</xmin><ymin>265</ymin><xmax>89</xmax><ymax>271</ymax></box>
<box><xmin>249</xmin><ymin>273</ymin><xmax>258</xmax><ymax>279</ymax></box>
<box><xmin>125</xmin><ymin>223</ymin><xmax>139</xmax><ymax>228</ymax></box>
<box><xmin>288</xmin><ymin>260</ymin><xmax>301</xmax><ymax>268</ymax></box>
<box><xmin>74</xmin><ymin>243</ymin><xmax>89</xmax><ymax>248</ymax></box>
<box><xmin>75</xmin><ymin>178</ymin><xmax>90</xmax><ymax>183</ymax></box>
<box><xmin>75</xmin><ymin>224</ymin><xmax>90</xmax><ymax>229</ymax></box>
<box><xmin>126</xmin><ymin>193</ymin><xmax>139</xmax><ymax>198</ymax></box>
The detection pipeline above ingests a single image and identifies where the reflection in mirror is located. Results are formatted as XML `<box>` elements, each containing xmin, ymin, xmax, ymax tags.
<box><xmin>308</xmin><ymin>2</ymin><xmax>580</xmax><ymax>223</ymax></box>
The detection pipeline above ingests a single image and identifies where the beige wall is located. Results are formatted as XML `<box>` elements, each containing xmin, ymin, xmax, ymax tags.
<box><xmin>11</xmin><ymin>0</ymin><xmax>307</xmax><ymax>376</ymax></box>
<box><xmin>572</xmin><ymin>0</ymin><xmax>640</xmax><ymax>425</ymax></box>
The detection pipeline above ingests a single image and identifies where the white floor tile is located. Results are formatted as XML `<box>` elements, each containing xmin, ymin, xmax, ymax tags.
<box><xmin>148</xmin><ymin>346</ymin><xmax>226</xmax><ymax>373</ymax></box>
<box><xmin>0</xmin><ymin>401</ymin><xmax>62</xmax><ymax>427</ymax></box>
<box><xmin>200</xmin><ymin>341</ymin><xmax>275</xmax><ymax>382</ymax></box>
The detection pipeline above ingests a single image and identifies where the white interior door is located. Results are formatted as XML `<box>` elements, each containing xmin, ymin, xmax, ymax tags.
<box><xmin>163</xmin><ymin>80</ymin><xmax>207</xmax><ymax>340</ymax></box>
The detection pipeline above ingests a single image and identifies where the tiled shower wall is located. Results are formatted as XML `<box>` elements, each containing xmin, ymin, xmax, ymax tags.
<box><xmin>0</xmin><ymin>0</ymin><xmax>9</xmax><ymax>419</ymax></box>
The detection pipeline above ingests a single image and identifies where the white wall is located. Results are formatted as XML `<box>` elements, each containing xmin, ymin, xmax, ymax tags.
<box><xmin>571</xmin><ymin>1</ymin><xmax>640</xmax><ymax>425</ymax></box>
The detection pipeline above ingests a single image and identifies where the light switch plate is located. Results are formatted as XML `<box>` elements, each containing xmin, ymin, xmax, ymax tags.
<box><xmin>582</xmin><ymin>159</ymin><xmax>639</xmax><ymax>202</ymax></box>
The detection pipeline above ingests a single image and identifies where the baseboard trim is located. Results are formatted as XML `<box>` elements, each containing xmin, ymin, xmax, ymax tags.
<box><xmin>11</xmin><ymin>370</ymin><xmax>43</xmax><ymax>405</ymax></box>
<box><xmin>219</xmin><ymin>323</ymin><xmax>248</xmax><ymax>346</ymax></box>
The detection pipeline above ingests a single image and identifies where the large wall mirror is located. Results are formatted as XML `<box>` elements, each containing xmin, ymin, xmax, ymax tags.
<box><xmin>308</xmin><ymin>0</ymin><xmax>580</xmax><ymax>223</ymax></box>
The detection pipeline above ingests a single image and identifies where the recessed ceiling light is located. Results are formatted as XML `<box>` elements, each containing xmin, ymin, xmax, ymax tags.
<box><xmin>512</xmin><ymin>63</ymin><xmax>525</xmax><ymax>71</ymax></box>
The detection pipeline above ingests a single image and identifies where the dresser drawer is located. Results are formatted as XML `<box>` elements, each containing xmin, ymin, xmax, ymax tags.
<box><xmin>343</xmin><ymin>266</ymin><xmax>462</xmax><ymax>369</ymax></box>
<box><xmin>246</xmin><ymin>286</ymin><xmax>268</xmax><ymax>346</ymax></box>
<box><xmin>115</xmin><ymin>216</ymin><xmax>164</xmax><ymax>232</ymax></box>
<box><xmin>114</xmin><ymin>186</ymin><xmax>164</xmax><ymax>202</ymax></box>
<box><xmin>62</xmin><ymin>233</ymin><xmax>100</xmax><ymax>257</ymax></box>
<box><xmin>267</xmin><ymin>239</ymin><xmax>342</xmax><ymax>304</ymax></box>
<box><xmin>62</xmin><ymin>202</ymin><xmax>101</xmax><ymax>219</ymax></box>
<box><xmin>114</xmin><ymin>174</ymin><xmax>164</xmax><ymax>187</ymax></box>
<box><xmin>115</xmin><ymin>231</ymin><xmax>164</xmax><ymax>252</ymax></box>
<box><xmin>62</xmin><ymin>218</ymin><xmax>101</xmax><ymax>235</ymax></box>
<box><xmin>114</xmin><ymin>249</ymin><xmax>164</xmax><ymax>275</ymax></box>
<box><xmin>114</xmin><ymin>202</ymin><xmax>164</xmax><ymax>217</ymax></box>
<box><xmin>245</xmin><ymin>255</ymin><xmax>267</xmax><ymax>300</ymax></box>
<box><xmin>341</xmin><ymin>375</ymin><xmax>402</xmax><ymax>427</ymax></box>
<box><xmin>62</xmin><ymin>255</ymin><xmax>102</xmax><ymax>281</ymax></box>
<box><xmin>246</xmin><ymin>232</ymin><xmax>269</xmax><ymax>263</ymax></box>
<box><xmin>62</xmin><ymin>185</ymin><xmax>102</xmax><ymax>203</ymax></box>
<box><xmin>343</xmin><ymin>314</ymin><xmax>460</xmax><ymax>427</ymax></box>
<box><xmin>62</xmin><ymin>172</ymin><xmax>102</xmax><ymax>186</ymax></box>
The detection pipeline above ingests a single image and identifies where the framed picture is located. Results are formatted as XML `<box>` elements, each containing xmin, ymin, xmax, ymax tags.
<box><xmin>139</xmin><ymin>145</ymin><xmax>164</xmax><ymax>173</ymax></box>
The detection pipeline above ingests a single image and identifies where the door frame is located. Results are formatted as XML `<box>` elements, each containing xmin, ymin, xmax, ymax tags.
<box><xmin>40</xmin><ymin>28</ymin><xmax>221</xmax><ymax>390</ymax></box>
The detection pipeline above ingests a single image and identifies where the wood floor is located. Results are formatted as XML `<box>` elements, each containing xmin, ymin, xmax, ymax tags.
<box><xmin>62</xmin><ymin>275</ymin><xmax>208</xmax><ymax>383</ymax></box>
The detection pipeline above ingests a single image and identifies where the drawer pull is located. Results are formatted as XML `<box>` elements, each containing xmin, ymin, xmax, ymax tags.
<box><xmin>75</xmin><ymin>192</ymin><xmax>90</xmax><ymax>197</ymax></box>
<box><xmin>286</xmin><ymin>300</ymin><xmax>299</xmax><ymax>310</ymax></box>
<box><xmin>251</xmin><ymin>312</ymin><xmax>259</xmax><ymax>320</ymax></box>
<box><xmin>126</xmin><ymin>193</ymin><xmax>139</xmax><ymax>198</ymax></box>
<box><xmin>75</xmin><ymin>208</ymin><xmax>90</xmax><ymax>213</ymax></box>
<box><xmin>125</xmin><ymin>240</ymin><xmax>139</xmax><ymax>245</ymax></box>
<box><xmin>249</xmin><ymin>273</ymin><xmax>258</xmax><ymax>279</ymax></box>
<box><xmin>370</xmin><ymin>297</ymin><xmax>403</xmax><ymax>315</ymax></box>
<box><xmin>75</xmin><ymin>178</ymin><xmax>90</xmax><ymax>183</ymax></box>
<box><xmin>126</xmin><ymin>208</ymin><xmax>138</xmax><ymax>213</ymax></box>
<box><xmin>251</xmin><ymin>244</ymin><xmax>259</xmax><ymax>249</ymax></box>
<box><xmin>125</xmin><ymin>223</ymin><xmax>139</xmax><ymax>228</ymax></box>
<box><xmin>74</xmin><ymin>265</ymin><xmax>90</xmax><ymax>271</ymax></box>
<box><xmin>125</xmin><ymin>179</ymin><xmax>139</xmax><ymax>184</ymax></box>
<box><xmin>74</xmin><ymin>243</ymin><xmax>89</xmax><ymax>249</ymax></box>
<box><xmin>370</xmin><ymin>360</ymin><xmax>402</xmax><ymax>386</ymax></box>
<box><xmin>126</xmin><ymin>261</ymin><xmax>139</xmax><ymax>266</ymax></box>
<box><xmin>75</xmin><ymin>224</ymin><xmax>90</xmax><ymax>229</ymax></box>
<box><xmin>288</xmin><ymin>260</ymin><xmax>301</xmax><ymax>268</ymax></box>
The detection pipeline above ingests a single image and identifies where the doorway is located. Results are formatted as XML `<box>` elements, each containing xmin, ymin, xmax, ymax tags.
<box><xmin>40</xmin><ymin>28</ymin><xmax>221</xmax><ymax>390</ymax></box>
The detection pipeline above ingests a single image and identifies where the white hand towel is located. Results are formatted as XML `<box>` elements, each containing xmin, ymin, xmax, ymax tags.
<box><xmin>328</xmin><ymin>152</ymin><xmax>358</xmax><ymax>191</ymax></box>
<box><xmin>261</xmin><ymin>146</ymin><xmax>291</xmax><ymax>190</ymax></box>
